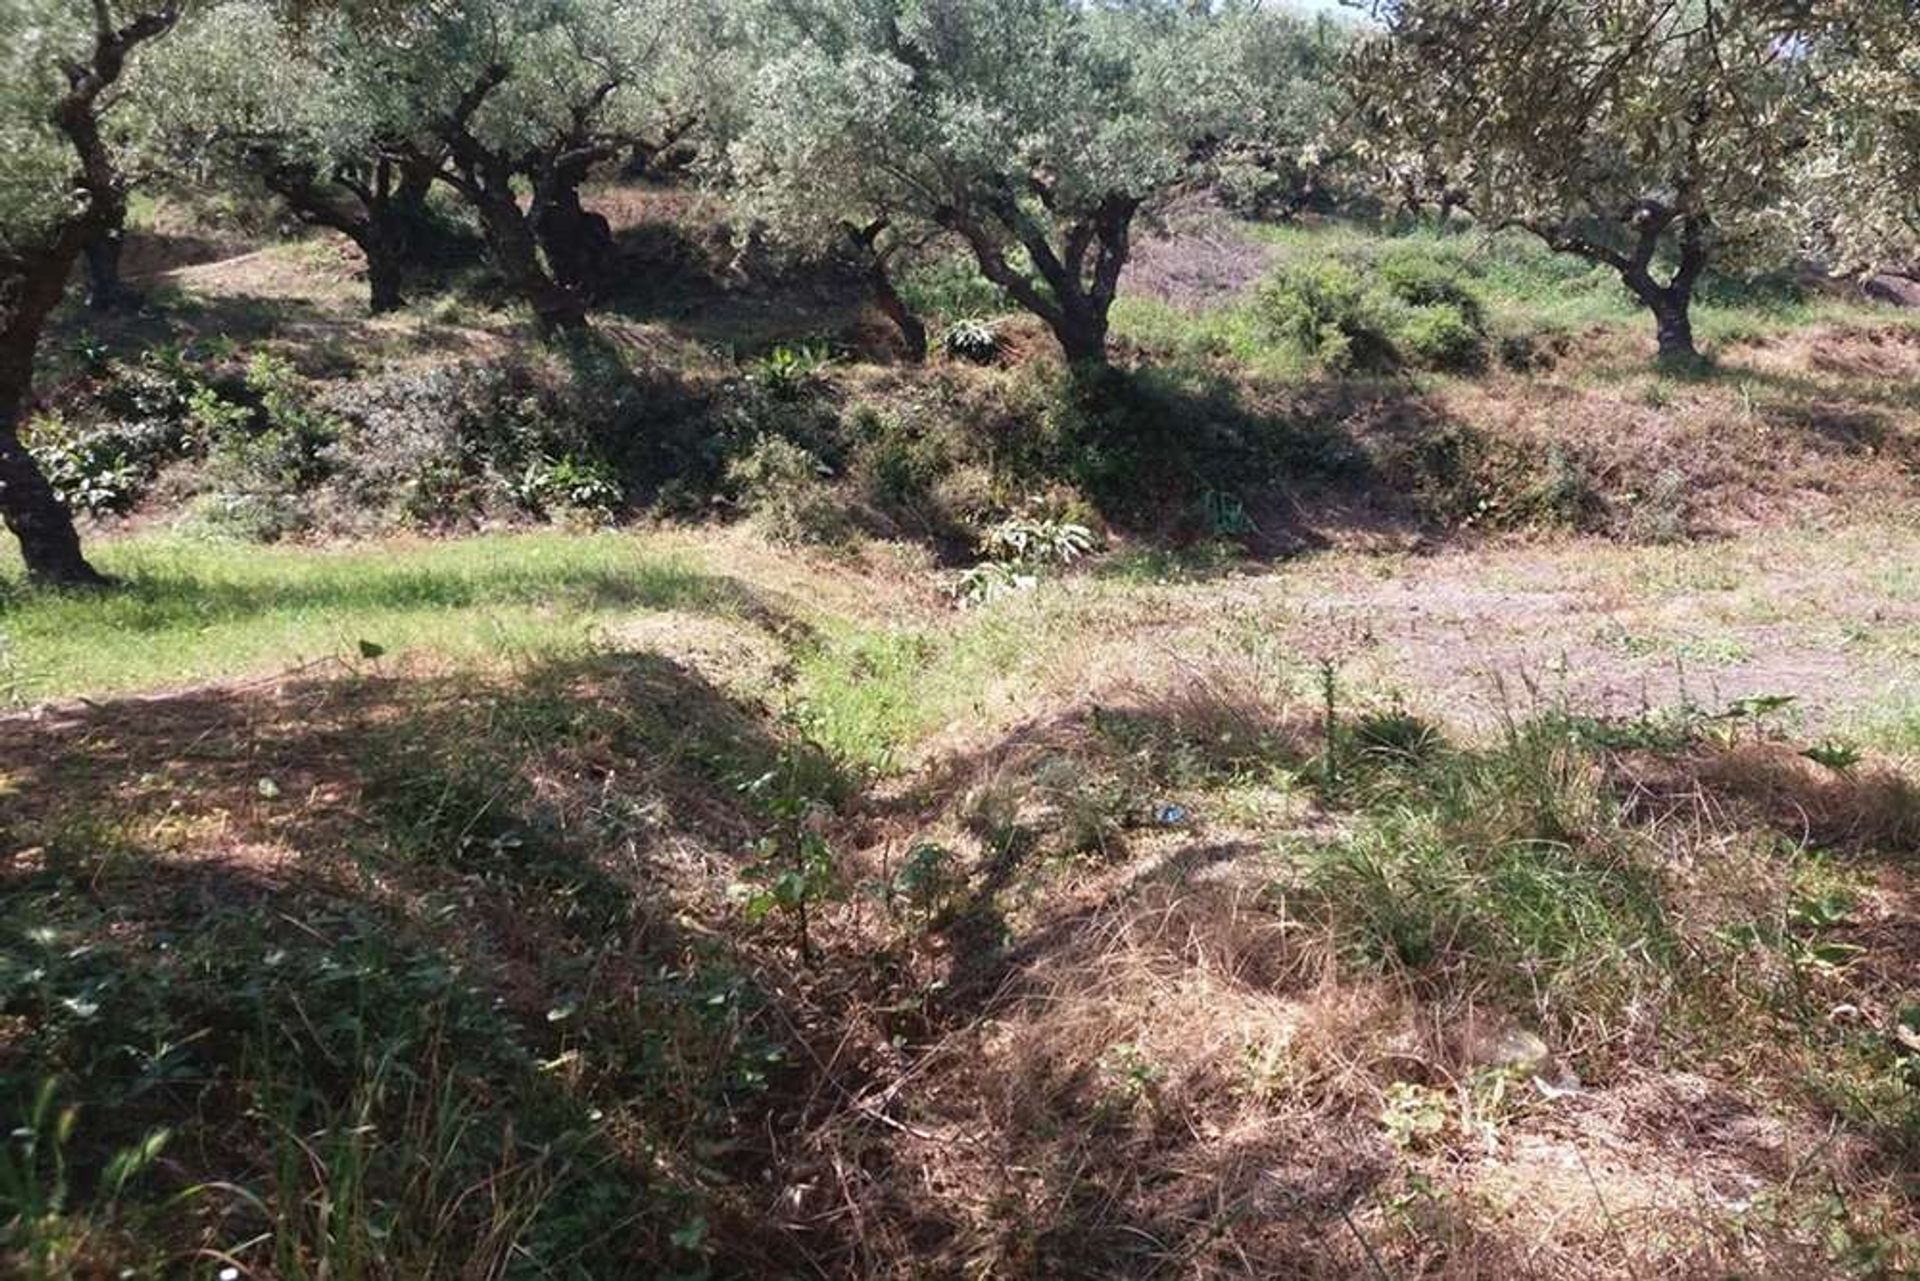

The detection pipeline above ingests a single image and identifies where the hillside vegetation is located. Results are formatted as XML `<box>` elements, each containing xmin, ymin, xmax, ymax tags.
<box><xmin>3</xmin><ymin>0</ymin><xmax>1919</xmax><ymax>1277</ymax></box>
<box><xmin>4</xmin><ymin>194</ymin><xmax>1919</xmax><ymax>1276</ymax></box>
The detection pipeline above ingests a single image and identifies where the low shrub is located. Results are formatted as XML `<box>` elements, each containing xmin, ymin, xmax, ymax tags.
<box><xmin>727</xmin><ymin>436</ymin><xmax>851</xmax><ymax>547</ymax></box>
<box><xmin>1253</xmin><ymin>250</ymin><xmax>1492</xmax><ymax>373</ymax></box>
<box><xmin>517</xmin><ymin>454</ymin><xmax>624</xmax><ymax>523</ymax></box>
<box><xmin>1254</xmin><ymin>260</ymin><xmax>1398</xmax><ymax>373</ymax></box>
<box><xmin>21</xmin><ymin>415</ymin><xmax>151</xmax><ymax>516</ymax></box>
<box><xmin>940</xmin><ymin>317</ymin><xmax>1003</xmax><ymax>364</ymax></box>
<box><xmin>1375</xmin><ymin>247</ymin><xmax>1487</xmax><ymax>325</ymax></box>
<box><xmin>1398</xmin><ymin>302</ymin><xmax>1486</xmax><ymax>372</ymax></box>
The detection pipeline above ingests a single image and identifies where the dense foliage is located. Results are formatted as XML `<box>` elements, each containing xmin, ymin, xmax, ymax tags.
<box><xmin>2</xmin><ymin>0</ymin><xmax>1917</xmax><ymax>582</ymax></box>
<box><xmin>1353</xmin><ymin>0</ymin><xmax>1813</xmax><ymax>358</ymax></box>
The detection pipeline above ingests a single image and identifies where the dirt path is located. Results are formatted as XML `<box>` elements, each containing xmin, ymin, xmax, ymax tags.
<box><xmin>1266</xmin><ymin>535</ymin><xmax>1916</xmax><ymax>732</ymax></box>
<box><xmin>1056</xmin><ymin>525</ymin><xmax>1919</xmax><ymax>741</ymax></box>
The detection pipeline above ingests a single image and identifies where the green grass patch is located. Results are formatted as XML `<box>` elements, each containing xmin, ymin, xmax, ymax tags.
<box><xmin>0</xmin><ymin>531</ymin><xmax>763</xmax><ymax>703</ymax></box>
<box><xmin>791</xmin><ymin>610</ymin><xmax>1042</xmax><ymax>771</ymax></box>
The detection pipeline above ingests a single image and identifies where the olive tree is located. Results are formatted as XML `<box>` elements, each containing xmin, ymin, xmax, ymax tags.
<box><xmin>1355</xmin><ymin>0</ymin><xmax>1811</xmax><ymax>361</ymax></box>
<box><xmin>1795</xmin><ymin>0</ymin><xmax>1919</xmax><ymax>274</ymax></box>
<box><xmin>364</xmin><ymin>0</ymin><xmax>707</xmax><ymax>336</ymax></box>
<box><xmin>728</xmin><ymin>0</ymin><xmax>1232</xmax><ymax>367</ymax></box>
<box><xmin>133</xmin><ymin>0</ymin><xmax>456</xmax><ymax>314</ymax></box>
<box><xmin>2</xmin><ymin>1</ymin><xmax>182</xmax><ymax>585</ymax></box>
<box><xmin>1187</xmin><ymin>3</ymin><xmax>1357</xmax><ymax>220</ymax></box>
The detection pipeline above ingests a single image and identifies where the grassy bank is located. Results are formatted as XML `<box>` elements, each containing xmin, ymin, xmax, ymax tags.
<box><xmin>3</xmin><ymin>523</ymin><xmax>1916</xmax><ymax>1274</ymax></box>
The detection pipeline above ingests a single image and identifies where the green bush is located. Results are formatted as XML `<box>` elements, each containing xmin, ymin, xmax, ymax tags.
<box><xmin>22</xmin><ymin>347</ymin><xmax>247</xmax><ymax>516</ymax></box>
<box><xmin>22</xmin><ymin>415</ymin><xmax>150</xmax><ymax>516</ymax></box>
<box><xmin>1254</xmin><ymin>256</ymin><xmax>1490</xmax><ymax>374</ymax></box>
<box><xmin>727</xmin><ymin>436</ymin><xmax>850</xmax><ymax>547</ymax></box>
<box><xmin>1375</xmin><ymin>248</ymin><xmax>1487</xmax><ymax>325</ymax></box>
<box><xmin>1398</xmin><ymin>302</ymin><xmax>1486</xmax><ymax>372</ymax></box>
<box><xmin>517</xmin><ymin>454</ymin><xmax>624</xmax><ymax>523</ymax></box>
<box><xmin>1254</xmin><ymin>260</ymin><xmax>1396</xmax><ymax>372</ymax></box>
<box><xmin>850</xmin><ymin>407</ymin><xmax>954</xmax><ymax>526</ymax></box>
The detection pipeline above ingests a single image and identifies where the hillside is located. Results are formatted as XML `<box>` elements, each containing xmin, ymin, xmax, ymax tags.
<box><xmin>3</xmin><ymin>182</ymin><xmax>1919</xmax><ymax>1275</ymax></box>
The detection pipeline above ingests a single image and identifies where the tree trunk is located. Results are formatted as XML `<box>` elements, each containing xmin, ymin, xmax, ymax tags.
<box><xmin>475</xmin><ymin>193</ymin><xmax>590</xmax><ymax>337</ymax></box>
<box><xmin>0</xmin><ymin>369</ymin><xmax>103</xmax><ymax>588</ymax></box>
<box><xmin>0</xmin><ymin>0</ymin><xmax>177</xmax><ymax>585</ymax></box>
<box><xmin>364</xmin><ymin>228</ymin><xmax>408</xmax><ymax>314</ymax></box>
<box><xmin>1050</xmin><ymin>307</ymin><xmax>1110</xmax><ymax>367</ymax></box>
<box><xmin>530</xmin><ymin>174</ymin><xmax>613</xmax><ymax>299</ymax></box>
<box><xmin>2</xmin><ymin>245</ymin><xmax>106</xmax><ymax>587</ymax></box>
<box><xmin>1649</xmin><ymin>290</ymin><xmax>1697</xmax><ymax>361</ymax></box>
<box><xmin>430</xmin><ymin>65</ymin><xmax>593</xmax><ymax>341</ymax></box>
<box><xmin>83</xmin><ymin>193</ymin><xmax>137</xmax><ymax>313</ymax></box>
<box><xmin>846</xmin><ymin>221</ymin><xmax>927</xmax><ymax>362</ymax></box>
<box><xmin>870</xmin><ymin>264</ymin><xmax>928</xmax><ymax>362</ymax></box>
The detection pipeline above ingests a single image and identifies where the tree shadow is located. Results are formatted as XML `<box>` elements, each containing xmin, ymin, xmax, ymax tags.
<box><xmin>596</xmin><ymin>209</ymin><xmax>873</xmax><ymax>354</ymax></box>
<box><xmin>1053</xmin><ymin>363</ymin><xmax>1473</xmax><ymax>559</ymax></box>
<box><xmin>0</xmin><ymin>647</ymin><xmax>846</xmax><ymax>1274</ymax></box>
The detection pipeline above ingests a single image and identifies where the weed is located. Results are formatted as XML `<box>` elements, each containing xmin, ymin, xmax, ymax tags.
<box><xmin>737</xmin><ymin>743</ymin><xmax>847</xmax><ymax>965</ymax></box>
<box><xmin>517</xmin><ymin>453</ymin><xmax>624</xmax><ymax>523</ymax></box>
<box><xmin>748</xmin><ymin>342</ymin><xmax>836</xmax><ymax>399</ymax></box>
<box><xmin>1197</xmin><ymin>488</ymin><xmax>1259</xmax><ymax>539</ymax></box>
<box><xmin>954</xmin><ymin>511</ymin><xmax>1095</xmax><ymax>605</ymax></box>
<box><xmin>1804</xmin><ymin>740</ymin><xmax>1866</xmax><ymax>774</ymax></box>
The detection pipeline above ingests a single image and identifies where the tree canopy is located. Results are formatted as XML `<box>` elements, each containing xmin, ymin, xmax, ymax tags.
<box><xmin>1354</xmin><ymin>0</ymin><xmax>1815</xmax><ymax>358</ymax></box>
<box><xmin>1794</xmin><ymin>0</ymin><xmax>1920</xmax><ymax>270</ymax></box>
<box><xmin>727</xmin><ymin>0</ymin><xmax>1247</xmax><ymax>364</ymax></box>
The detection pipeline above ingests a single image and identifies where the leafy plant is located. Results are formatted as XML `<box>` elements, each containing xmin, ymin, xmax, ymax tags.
<box><xmin>726</xmin><ymin>436</ymin><xmax>850</xmax><ymax>547</ymax></box>
<box><xmin>1803</xmin><ymin>740</ymin><xmax>1865</xmax><ymax>774</ymax></box>
<box><xmin>1197</xmin><ymin>488</ymin><xmax>1258</xmax><ymax>538</ymax></box>
<box><xmin>518</xmin><ymin>454</ymin><xmax>623</xmax><ymax>521</ymax></box>
<box><xmin>22</xmin><ymin>416</ymin><xmax>146</xmax><ymax>516</ymax></box>
<box><xmin>979</xmin><ymin>513</ymin><xmax>1095</xmax><ymax>567</ymax></box>
<box><xmin>749</xmin><ymin>343</ymin><xmax>836</xmax><ymax>399</ymax></box>
<box><xmin>737</xmin><ymin>745</ymin><xmax>846</xmax><ymax>965</ymax></box>
<box><xmin>1097</xmin><ymin>1041</ymin><xmax>1166</xmax><ymax>1111</ymax></box>
<box><xmin>954</xmin><ymin>512</ymin><xmax>1096</xmax><ymax>605</ymax></box>
<box><xmin>939</xmin><ymin>317</ymin><xmax>1002</xmax><ymax>364</ymax></box>
<box><xmin>887</xmin><ymin>840</ymin><xmax>965</xmax><ymax>929</ymax></box>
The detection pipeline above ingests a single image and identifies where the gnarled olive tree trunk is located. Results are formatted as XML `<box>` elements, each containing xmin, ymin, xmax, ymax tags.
<box><xmin>431</xmin><ymin>66</ymin><xmax>591</xmax><ymax>339</ymax></box>
<box><xmin>1</xmin><ymin>3</ymin><xmax>179</xmax><ymax>584</ymax></box>
<box><xmin>1</xmin><ymin>250</ymin><xmax>106</xmax><ymax>587</ymax></box>
<box><xmin>845</xmin><ymin>219</ymin><xmax>926</xmax><ymax>362</ymax></box>
<box><xmin>1517</xmin><ymin>202</ymin><xmax>1710</xmax><ymax>363</ymax></box>
<box><xmin>939</xmin><ymin>189</ymin><xmax>1139</xmax><ymax>368</ymax></box>
<box><xmin>262</xmin><ymin>154</ymin><xmax>445</xmax><ymax>315</ymax></box>
<box><xmin>529</xmin><ymin>151</ymin><xmax>616</xmax><ymax>301</ymax></box>
<box><xmin>82</xmin><ymin>184</ymin><xmax>137</xmax><ymax>312</ymax></box>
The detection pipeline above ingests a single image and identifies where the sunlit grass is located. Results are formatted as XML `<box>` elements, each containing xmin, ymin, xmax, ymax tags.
<box><xmin>0</xmin><ymin>530</ymin><xmax>751</xmax><ymax>703</ymax></box>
